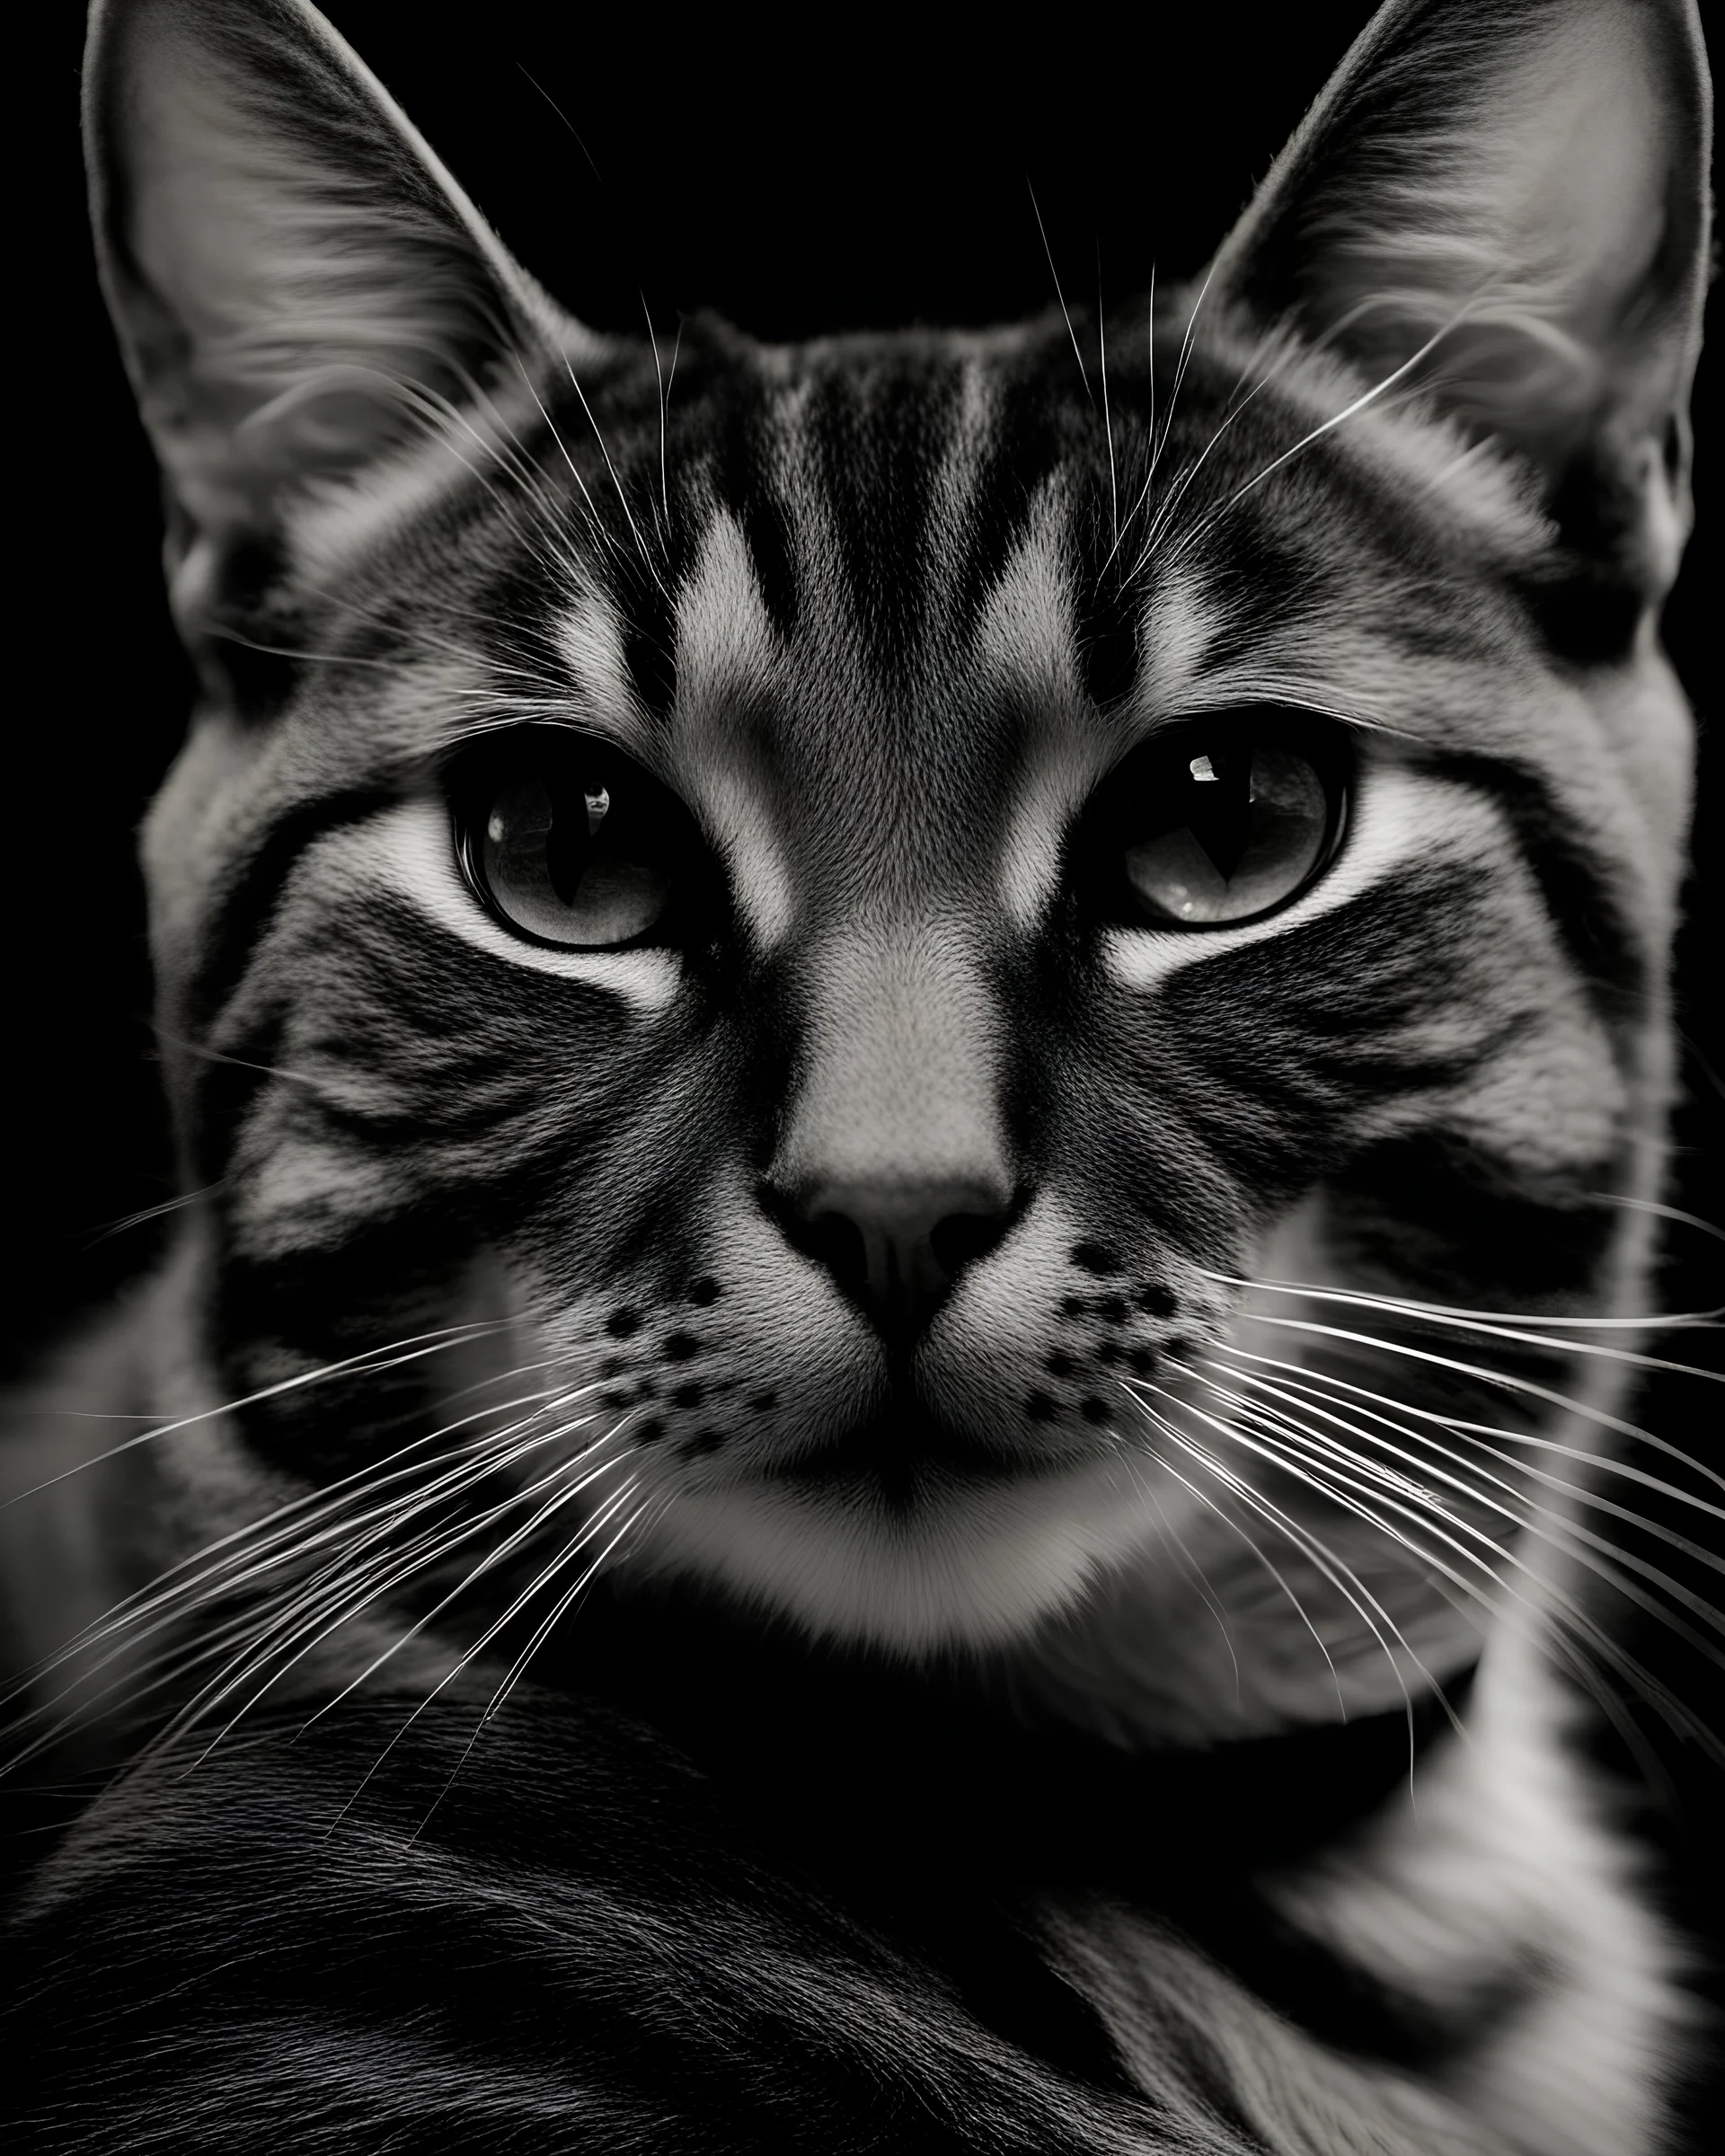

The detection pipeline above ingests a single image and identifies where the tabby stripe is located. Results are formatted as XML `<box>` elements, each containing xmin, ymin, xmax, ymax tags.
<box><xmin>948</xmin><ymin>358</ymin><xmax>1073</xmax><ymax>643</ymax></box>
<box><xmin>1419</xmin><ymin>752</ymin><xmax>1645</xmax><ymax>1008</ymax></box>
<box><xmin>704</xmin><ymin>376</ymin><xmax>803</xmax><ymax>646</ymax></box>
<box><xmin>806</xmin><ymin>358</ymin><xmax>959</xmax><ymax>676</ymax></box>
<box><xmin>185</xmin><ymin>788</ymin><xmax>397</xmax><ymax>1031</ymax></box>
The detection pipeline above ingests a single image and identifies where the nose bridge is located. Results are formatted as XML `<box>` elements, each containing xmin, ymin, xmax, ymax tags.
<box><xmin>773</xmin><ymin>916</ymin><xmax>1011</xmax><ymax>1198</ymax></box>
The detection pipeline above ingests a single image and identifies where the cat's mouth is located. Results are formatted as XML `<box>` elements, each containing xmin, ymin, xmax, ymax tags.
<box><xmin>761</xmin><ymin>1401</ymin><xmax>1101</xmax><ymax>1504</ymax></box>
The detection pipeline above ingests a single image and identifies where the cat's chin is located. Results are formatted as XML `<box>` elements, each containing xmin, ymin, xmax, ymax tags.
<box><xmin>631</xmin><ymin>1454</ymin><xmax>1170</xmax><ymax>1656</ymax></box>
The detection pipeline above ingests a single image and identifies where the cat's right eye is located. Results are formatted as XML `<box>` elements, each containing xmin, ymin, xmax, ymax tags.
<box><xmin>449</xmin><ymin>731</ymin><xmax>687</xmax><ymax>950</ymax></box>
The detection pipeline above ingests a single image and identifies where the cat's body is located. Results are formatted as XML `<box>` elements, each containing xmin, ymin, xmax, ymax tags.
<box><xmin>4</xmin><ymin>1</ymin><xmax>1717</xmax><ymax>2149</ymax></box>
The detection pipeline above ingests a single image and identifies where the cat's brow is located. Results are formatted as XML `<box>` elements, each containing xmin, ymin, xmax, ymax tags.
<box><xmin>1130</xmin><ymin>570</ymin><xmax>1224</xmax><ymax>721</ymax></box>
<box><xmin>671</xmin><ymin>511</ymin><xmax>781</xmax><ymax>706</ymax></box>
<box><xmin>548</xmin><ymin>592</ymin><xmax>659</xmax><ymax>756</ymax></box>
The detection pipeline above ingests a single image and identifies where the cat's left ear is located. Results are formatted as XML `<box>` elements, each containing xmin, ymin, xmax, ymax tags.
<box><xmin>1208</xmin><ymin>0</ymin><xmax>1712</xmax><ymax>589</ymax></box>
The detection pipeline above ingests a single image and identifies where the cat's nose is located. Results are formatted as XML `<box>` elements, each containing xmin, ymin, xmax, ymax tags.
<box><xmin>762</xmin><ymin>920</ymin><xmax>1016</xmax><ymax>1342</ymax></box>
<box><xmin>768</xmin><ymin>1179</ymin><xmax>1013</xmax><ymax>1342</ymax></box>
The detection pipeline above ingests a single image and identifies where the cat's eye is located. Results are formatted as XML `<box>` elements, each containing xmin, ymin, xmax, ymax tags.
<box><xmin>450</xmin><ymin>731</ymin><xmax>686</xmax><ymax>949</ymax></box>
<box><xmin>1092</xmin><ymin>713</ymin><xmax>1349</xmax><ymax>929</ymax></box>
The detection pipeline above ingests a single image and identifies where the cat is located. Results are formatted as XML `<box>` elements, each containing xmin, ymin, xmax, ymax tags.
<box><xmin>3</xmin><ymin>0</ymin><xmax>1717</xmax><ymax>2149</ymax></box>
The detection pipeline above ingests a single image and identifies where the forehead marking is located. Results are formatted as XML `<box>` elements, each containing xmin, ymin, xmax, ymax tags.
<box><xmin>554</xmin><ymin>591</ymin><xmax>655</xmax><ymax>750</ymax></box>
<box><xmin>970</xmin><ymin>495</ymin><xmax>1078</xmax><ymax>699</ymax></box>
<box><xmin>983</xmin><ymin>511</ymin><xmax>1108</xmax><ymax>930</ymax></box>
<box><xmin>674</xmin><ymin>508</ymin><xmax>781</xmax><ymax>694</ymax></box>
<box><xmin>925</xmin><ymin>358</ymin><xmax>993</xmax><ymax>601</ymax></box>
<box><xmin>1135</xmin><ymin>569</ymin><xmax>1225</xmax><ymax>720</ymax></box>
<box><xmin>674</xmin><ymin>511</ymin><xmax>795</xmax><ymax>947</ymax></box>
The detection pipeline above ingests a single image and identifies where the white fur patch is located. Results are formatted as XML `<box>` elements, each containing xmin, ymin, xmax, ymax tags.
<box><xmin>985</xmin><ymin>509</ymin><xmax>1109</xmax><ymax>929</ymax></box>
<box><xmin>970</xmin><ymin>500</ymin><xmax>1080</xmax><ymax>702</ymax></box>
<box><xmin>636</xmin><ymin>1453</ymin><xmax>1169</xmax><ymax>1654</ymax></box>
<box><xmin>674</xmin><ymin>509</ymin><xmax>780</xmax><ymax>695</ymax></box>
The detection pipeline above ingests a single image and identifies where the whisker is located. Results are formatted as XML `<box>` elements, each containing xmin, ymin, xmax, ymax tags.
<box><xmin>1128</xmin><ymin>1387</ymin><xmax>1433</xmax><ymax>1745</ymax></box>
<box><xmin>480</xmin><ymin>1485</ymin><xmax>666</xmax><ymax>1728</ymax></box>
<box><xmin>514</xmin><ymin>61</ymin><xmax>606</xmax><ymax>189</ymax></box>
<box><xmin>3</xmin><ymin>1410</ymin><xmax>584</xmax><ymax>1774</ymax></box>
<box><xmin>140</xmin><ymin>1435</ymin><xmax>589</xmax><ymax>1765</ymax></box>
<box><xmin>1191</xmin><ymin>1356</ymin><xmax>1725</xmax><ymax>1663</ymax></box>
<box><xmin>327</xmin><ymin>1471</ymin><xmax>644</xmax><ymax>1837</ymax></box>
<box><xmin>78</xmin><ymin>1186</ymin><xmax>221</xmax><ymax>1250</ymax></box>
<box><xmin>4</xmin><ymin>1378</ymin><xmax>575</xmax><ymax>1708</ymax></box>
<box><xmin>1107</xmin><ymin>262</ymin><xmax>1216</xmax><ymax>572</ymax></box>
<box><xmin>405</xmin><ymin>1486</ymin><xmax>665</xmax><ymax>1844</ymax></box>
<box><xmin>172</xmin><ymin>1411</ymin><xmax>625</xmax><ymax>1754</ymax></box>
<box><xmin>558</xmin><ymin>353</ymin><xmax>670</xmax><ymax>595</ymax></box>
<box><xmin>1025</xmin><ymin>180</ymin><xmax>1090</xmax><ymax>402</ymax></box>
<box><xmin>1230</xmin><ymin>1313</ymin><xmax>1725</xmax><ymax>1498</ymax></box>
<box><xmin>1124</xmin><ymin>325</ymin><xmax>1300</xmax><ymax>579</ymax></box>
<box><xmin>1096</xmin><ymin>245</ymin><xmax>1117</xmax><ymax>551</ymax></box>
<box><xmin>1585</xmin><ymin>1191</ymin><xmax>1725</xmax><ymax>1246</ymax></box>
<box><xmin>1175</xmin><ymin>1361</ymin><xmax>1723</xmax><ymax>1759</ymax></box>
<box><xmin>1161</xmin><ymin>299</ymin><xmax>1488</xmax><ymax>569</ymax></box>
<box><xmin>1209</xmin><ymin>1345</ymin><xmax>1725</xmax><ymax>1569</ymax></box>
<box><xmin>1131</xmin><ymin>1376</ymin><xmax>1472</xmax><ymax>1752</ymax></box>
<box><xmin>1209</xmin><ymin>1268</ymin><xmax>1724</xmax><ymax>1362</ymax></box>
<box><xmin>510</xmin><ymin>350</ymin><xmax>623</xmax><ymax>568</ymax></box>
<box><xmin>4</xmin><ymin>1321</ymin><xmax>513</xmax><ymax>1502</ymax></box>
<box><xmin>38</xmin><ymin>1371</ymin><xmax>588</xmax><ymax>1664</ymax></box>
<box><xmin>643</xmin><ymin>290</ymin><xmax>672</xmax><ymax>535</ymax></box>
<box><xmin>1118</xmin><ymin>1447</ymin><xmax>1243</xmax><ymax>1697</ymax></box>
<box><xmin>289</xmin><ymin>1431</ymin><xmax>632</xmax><ymax>1742</ymax></box>
<box><xmin>1136</xmin><ymin>1441</ymin><xmax>1332</xmax><ymax>1710</ymax></box>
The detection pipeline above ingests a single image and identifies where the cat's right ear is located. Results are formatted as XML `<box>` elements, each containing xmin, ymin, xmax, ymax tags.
<box><xmin>1206</xmin><ymin>0</ymin><xmax>1711</xmax><ymax>598</ymax></box>
<box><xmin>84</xmin><ymin>0</ymin><xmax>577</xmax><ymax>645</ymax></box>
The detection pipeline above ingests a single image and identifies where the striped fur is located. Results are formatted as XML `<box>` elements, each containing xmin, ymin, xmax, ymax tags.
<box><xmin>4</xmin><ymin>3</ymin><xmax>1714</xmax><ymax>2150</ymax></box>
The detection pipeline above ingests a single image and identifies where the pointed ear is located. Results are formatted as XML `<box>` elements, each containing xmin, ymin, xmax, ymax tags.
<box><xmin>84</xmin><ymin>0</ymin><xmax>569</xmax><ymax>606</ymax></box>
<box><xmin>1208</xmin><ymin>0</ymin><xmax>1712</xmax><ymax>586</ymax></box>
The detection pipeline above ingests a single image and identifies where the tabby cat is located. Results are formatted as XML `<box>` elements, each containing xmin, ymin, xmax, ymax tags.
<box><xmin>3</xmin><ymin>0</ymin><xmax>1716</xmax><ymax>2149</ymax></box>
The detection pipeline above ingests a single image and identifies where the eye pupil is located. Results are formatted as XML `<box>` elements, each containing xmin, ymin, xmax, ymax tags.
<box><xmin>544</xmin><ymin>791</ymin><xmax>588</xmax><ymax>906</ymax></box>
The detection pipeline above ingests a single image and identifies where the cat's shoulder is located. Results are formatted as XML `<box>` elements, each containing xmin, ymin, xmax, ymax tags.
<box><xmin>5</xmin><ymin>1685</ymin><xmax>1221</xmax><ymax>2155</ymax></box>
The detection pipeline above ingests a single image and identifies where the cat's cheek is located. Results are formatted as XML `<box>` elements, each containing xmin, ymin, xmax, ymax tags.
<box><xmin>363</xmin><ymin>796</ymin><xmax>684</xmax><ymax>1012</ymax></box>
<box><xmin>1097</xmin><ymin>762</ymin><xmax>1487</xmax><ymax>989</ymax></box>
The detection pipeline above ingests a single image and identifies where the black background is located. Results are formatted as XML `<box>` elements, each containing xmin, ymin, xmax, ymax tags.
<box><xmin>13</xmin><ymin>0</ymin><xmax>1723</xmax><ymax>2135</ymax></box>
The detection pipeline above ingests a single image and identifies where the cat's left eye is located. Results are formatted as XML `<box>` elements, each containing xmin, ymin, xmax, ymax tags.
<box><xmin>449</xmin><ymin>730</ymin><xmax>687</xmax><ymax>950</ymax></box>
<box><xmin>1088</xmin><ymin>712</ymin><xmax>1350</xmax><ymax>929</ymax></box>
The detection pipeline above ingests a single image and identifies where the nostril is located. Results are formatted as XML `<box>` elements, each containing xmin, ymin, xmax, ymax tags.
<box><xmin>758</xmin><ymin>1182</ymin><xmax>874</xmax><ymax>1294</ymax></box>
<box><xmin>928</xmin><ymin>1208</ymin><xmax>1008</xmax><ymax>1277</ymax></box>
<box><xmin>801</xmin><ymin>1206</ymin><xmax>870</xmax><ymax>1294</ymax></box>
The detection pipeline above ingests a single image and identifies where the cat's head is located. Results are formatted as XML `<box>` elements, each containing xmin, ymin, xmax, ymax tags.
<box><xmin>85</xmin><ymin>0</ymin><xmax>1710</xmax><ymax>1725</ymax></box>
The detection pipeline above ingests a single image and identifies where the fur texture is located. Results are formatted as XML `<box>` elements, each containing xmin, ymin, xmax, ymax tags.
<box><xmin>3</xmin><ymin>3</ymin><xmax>1715</xmax><ymax>2150</ymax></box>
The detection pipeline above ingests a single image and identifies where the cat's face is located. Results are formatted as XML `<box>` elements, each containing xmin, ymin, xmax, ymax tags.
<box><xmin>90</xmin><ymin>0</ymin><xmax>1708</xmax><ymax>1709</ymax></box>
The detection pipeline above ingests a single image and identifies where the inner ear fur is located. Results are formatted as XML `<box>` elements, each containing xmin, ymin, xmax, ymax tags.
<box><xmin>84</xmin><ymin>0</ymin><xmax>571</xmax><ymax>605</ymax></box>
<box><xmin>1208</xmin><ymin>0</ymin><xmax>1712</xmax><ymax>588</ymax></box>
